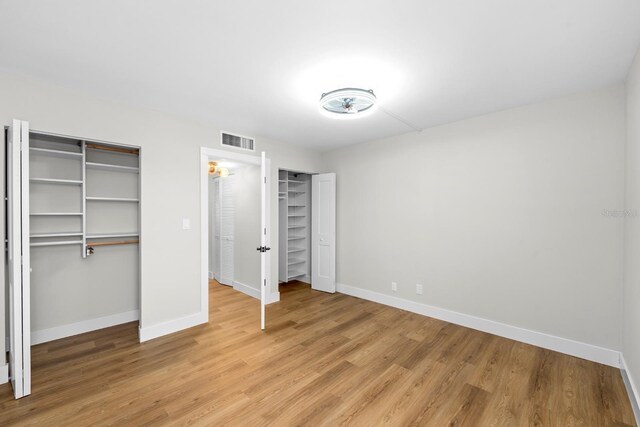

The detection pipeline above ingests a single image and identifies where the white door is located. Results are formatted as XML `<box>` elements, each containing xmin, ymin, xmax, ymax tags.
<box><xmin>7</xmin><ymin>119</ymin><xmax>31</xmax><ymax>398</ymax></box>
<box><xmin>259</xmin><ymin>152</ymin><xmax>271</xmax><ymax>330</ymax></box>
<box><xmin>219</xmin><ymin>175</ymin><xmax>234</xmax><ymax>286</ymax></box>
<box><xmin>312</xmin><ymin>173</ymin><xmax>336</xmax><ymax>293</ymax></box>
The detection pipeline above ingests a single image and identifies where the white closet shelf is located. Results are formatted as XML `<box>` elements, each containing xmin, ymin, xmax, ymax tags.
<box><xmin>288</xmin><ymin>225</ymin><xmax>306</xmax><ymax>229</ymax></box>
<box><xmin>30</xmin><ymin>232</ymin><xmax>83</xmax><ymax>238</ymax></box>
<box><xmin>30</xmin><ymin>212</ymin><xmax>83</xmax><ymax>216</ymax></box>
<box><xmin>288</xmin><ymin>236</ymin><xmax>305</xmax><ymax>241</ymax></box>
<box><xmin>278</xmin><ymin>180</ymin><xmax>287</xmax><ymax>183</ymax></box>
<box><xmin>288</xmin><ymin>258</ymin><xmax>305</xmax><ymax>265</ymax></box>
<box><xmin>30</xmin><ymin>177</ymin><xmax>83</xmax><ymax>185</ymax></box>
<box><xmin>86</xmin><ymin>162</ymin><xmax>139</xmax><ymax>173</ymax></box>
<box><xmin>86</xmin><ymin>232</ymin><xmax>139</xmax><ymax>239</ymax></box>
<box><xmin>288</xmin><ymin>204</ymin><xmax>306</xmax><ymax>207</ymax></box>
<box><xmin>288</xmin><ymin>247</ymin><xmax>305</xmax><ymax>253</ymax></box>
<box><xmin>288</xmin><ymin>179</ymin><xmax>305</xmax><ymax>184</ymax></box>
<box><xmin>288</xmin><ymin>190</ymin><xmax>305</xmax><ymax>194</ymax></box>
<box><xmin>30</xmin><ymin>147</ymin><xmax>82</xmax><ymax>159</ymax></box>
<box><xmin>86</xmin><ymin>196</ymin><xmax>139</xmax><ymax>202</ymax></box>
<box><xmin>288</xmin><ymin>214</ymin><xmax>306</xmax><ymax>217</ymax></box>
<box><xmin>287</xmin><ymin>271</ymin><xmax>306</xmax><ymax>280</ymax></box>
<box><xmin>30</xmin><ymin>240</ymin><xmax>82</xmax><ymax>247</ymax></box>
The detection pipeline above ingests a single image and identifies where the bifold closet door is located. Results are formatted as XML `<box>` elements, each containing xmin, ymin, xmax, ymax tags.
<box><xmin>219</xmin><ymin>176</ymin><xmax>235</xmax><ymax>286</ymax></box>
<box><xmin>312</xmin><ymin>173</ymin><xmax>336</xmax><ymax>293</ymax></box>
<box><xmin>7</xmin><ymin>119</ymin><xmax>31</xmax><ymax>398</ymax></box>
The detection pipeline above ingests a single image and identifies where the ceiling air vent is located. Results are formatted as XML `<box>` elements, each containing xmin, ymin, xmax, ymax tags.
<box><xmin>221</xmin><ymin>132</ymin><xmax>255</xmax><ymax>152</ymax></box>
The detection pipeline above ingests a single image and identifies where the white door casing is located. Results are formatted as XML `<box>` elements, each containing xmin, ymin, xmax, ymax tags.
<box><xmin>312</xmin><ymin>173</ymin><xmax>336</xmax><ymax>293</ymax></box>
<box><xmin>259</xmin><ymin>152</ymin><xmax>270</xmax><ymax>330</ymax></box>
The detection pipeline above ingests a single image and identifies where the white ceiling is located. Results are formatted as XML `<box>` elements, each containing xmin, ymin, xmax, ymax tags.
<box><xmin>1</xmin><ymin>0</ymin><xmax>640</xmax><ymax>151</ymax></box>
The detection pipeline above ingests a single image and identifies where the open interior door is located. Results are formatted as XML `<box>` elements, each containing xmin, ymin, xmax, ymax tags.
<box><xmin>7</xmin><ymin>119</ymin><xmax>31</xmax><ymax>398</ymax></box>
<box><xmin>258</xmin><ymin>152</ymin><xmax>270</xmax><ymax>330</ymax></box>
<box><xmin>312</xmin><ymin>173</ymin><xmax>336</xmax><ymax>293</ymax></box>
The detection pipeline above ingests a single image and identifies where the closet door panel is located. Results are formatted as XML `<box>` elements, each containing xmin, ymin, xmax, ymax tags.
<box><xmin>219</xmin><ymin>176</ymin><xmax>234</xmax><ymax>286</ymax></box>
<box><xmin>312</xmin><ymin>173</ymin><xmax>336</xmax><ymax>293</ymax></box>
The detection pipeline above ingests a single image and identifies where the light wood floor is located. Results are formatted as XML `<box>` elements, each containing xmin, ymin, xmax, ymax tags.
<box><xmin>0</xmin><ymin>280</ymin><xmax>636</xmax><ymax>426</ymax></box>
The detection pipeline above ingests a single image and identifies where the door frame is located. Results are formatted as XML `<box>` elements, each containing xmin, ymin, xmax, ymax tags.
<box><xmin>200</xmin><ymin>147</ymin><xmax>270</xmax><ymax>322</ymax></box>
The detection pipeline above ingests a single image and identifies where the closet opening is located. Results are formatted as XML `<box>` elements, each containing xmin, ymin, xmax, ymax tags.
<box><xmin>5</xmin><ymin>120</ymin><xmax>141</xmax><ymax>399</ymax></box>
<box><xmin>278</xmin><ymin>169</ymin><xmax>336</xmax><ymax>298</ymax></box>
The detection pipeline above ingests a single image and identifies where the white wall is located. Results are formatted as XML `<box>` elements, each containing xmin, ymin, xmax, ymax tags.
<box><xmin>624</xmin><ymin>46</ymin><xmax>640</xmax><ymax>407</ymax></box>
<box><xmin>323</xmin><ymin>85</ymin><xmax>626</xmax><ymax>351</ymax></box>
<box><xmin>233</xmin><ymin>165</ymin><xmax>262</xmax><ymax>291</ymax></box>
<box><xmin>0</xmin><ymin>72</ymin><xmax>323</xmax><ymax>365</ymax></box>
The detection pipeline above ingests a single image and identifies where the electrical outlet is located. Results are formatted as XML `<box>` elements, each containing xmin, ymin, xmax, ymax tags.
<box><xmin>416</xmin><ymin>284</ymin><xmax>423</xmax><ymax>295</ymax></box>
<box><xmin>391</xmin><ymin>282</ymin><xmax>398</xmax><ymax>292</ymax></box>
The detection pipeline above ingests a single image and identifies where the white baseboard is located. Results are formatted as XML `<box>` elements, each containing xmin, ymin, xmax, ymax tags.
<box><xmin>336</xmin><ymin>283</ymin><xmax>620</xmax><ymax>367</ymax></box>
<box><xmin>621</xmin><ymin>354</ymin><xmax>640</xmax><ymax>424</ymax></box>
<box><xmin>208</xmin><ymin>271</ymin><xmax>214</xmax><ymax>280</ymax></box>
<box><xmin>0</xmin><ymin>363</ymin><xmax>8</xmax><ymax>385</ymax></box>
<box><xmin>233</xmin><ymin>281</ymin><xmax>260</xmax><ymax>300</ymax></box>
<box><xmin>139</xmin><ymin>311</ymin><xmax>207</xmax><ymax>342</ymax></box>
<box><xmin>267</xmin><ymin>291</ymin><xmax>280</xmax><ymax>304</ymax></box>
<box><xmin>31</xmin><ymin>310</ymin><xmax>139</xmax><ymax>345</ymax></box>
<box><xmin>232</xmin><ymin>281</ymin><xmax>280</xmax><ymax>305</ymax></box>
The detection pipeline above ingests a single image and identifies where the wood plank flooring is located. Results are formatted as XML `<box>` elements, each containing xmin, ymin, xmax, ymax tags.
<box><xmin>0</xmin><ymin>280</ymin><xmax>636</xmax><ymax>426</ymax></box>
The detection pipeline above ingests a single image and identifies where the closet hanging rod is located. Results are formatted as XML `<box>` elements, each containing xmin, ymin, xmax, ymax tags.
<box><xmin>85</xmin><ymin>143</ymin><xmax>139</xmax><ymax>155</ymax></box>
<box><xmin>86</xmin><ymin>240</ymin><xmax>139</xmax><ymax>247</ymax></box>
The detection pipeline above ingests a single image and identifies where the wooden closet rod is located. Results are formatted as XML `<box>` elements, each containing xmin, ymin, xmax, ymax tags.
<box><xmin>85</xmin><ymin>143</ymin><xmax>139</xmax><ymax>155</ymax></box>
<box><xmin>86</xmin><ymin>240</ymin><xmax>139</xmax><ymax>247</ymax></box>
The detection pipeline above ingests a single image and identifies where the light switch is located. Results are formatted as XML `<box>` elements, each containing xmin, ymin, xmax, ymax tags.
<box><xmin>182</xmin><ymin>218</ymin><xmax>191</xmax><ymax>230</ymax></box>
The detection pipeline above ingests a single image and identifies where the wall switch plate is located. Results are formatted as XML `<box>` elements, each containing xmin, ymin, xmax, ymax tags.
<box><xmin>182</xmin><ymin>218</ymin><xmax>191</xmax><ymax>230</ymax></box>
<box><xmin>416</xmin><ymin>284</ymin><xmax>423</xmax><ymax>295</ymax></box>
<box><xmin>391</xmin><ymin>282</ymin><xmax>398</xmax><ymax>292</ymax></box>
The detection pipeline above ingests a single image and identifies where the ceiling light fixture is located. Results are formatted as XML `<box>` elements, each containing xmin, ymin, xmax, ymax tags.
<box><xmin>319</xmin><ymin>88</ymin><xmax>376</xmax><ymax>118</ymax></box>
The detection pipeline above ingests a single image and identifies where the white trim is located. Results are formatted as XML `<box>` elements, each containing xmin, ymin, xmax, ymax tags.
<box><xmin>208</xmin><ymin>271</ymin><xmax>214</xmax><ymax>279</ymax></box>
<box><xmin>0</xmin><ymin>364</ymin><xmax>8</xmax><ymax>384</ymax></box>
<box><xmin>336</xmin><ymin>283</ymin><xmax>620</xmax><ymax>367</ymax></box>
<box><xmin>230</xmin><ymin>281</ymin><xmax>280</xmax><ymax>305</ymax></box>
<box><xmin>233</xmin><ymin>281</ymin><xmax>261</xmax><ymax>300</ymax></box>
<box><xmin>139</xmin><ymin>311</ymin><xmax>207</xmax><ymax>342</ymax></box>
<box><xmin>31</xmin><ymin>310</ymin><xmax>139</xmax><ymax>345</ymax></box>
<box><xmin>267</xmin><ymin>292</ymin><xmax>280</xmax><ymax>304</ymax></box>
<box><xmin>201</xmin><ymin>150</ymin><xmax>210</xmax><ymax>322</ymax></box>
<box><xmin>621</xmin><ymin>353</ymin><xmax>640</xmax><ymax>424</ymax></box>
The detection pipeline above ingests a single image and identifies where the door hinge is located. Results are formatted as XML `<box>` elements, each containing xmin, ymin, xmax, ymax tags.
<box><xmin>256</xmin><ymin>246</ymin><xmax>271</xmax><ymax>253</ymax></box>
